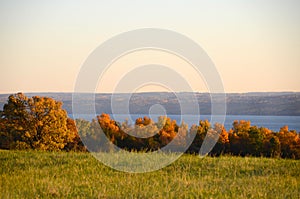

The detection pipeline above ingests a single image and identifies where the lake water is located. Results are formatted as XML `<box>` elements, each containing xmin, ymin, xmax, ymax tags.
<box><xmin>70</xmin><ymin>114</ymin><xmax>300</xmax><ymax>132</ymax></box>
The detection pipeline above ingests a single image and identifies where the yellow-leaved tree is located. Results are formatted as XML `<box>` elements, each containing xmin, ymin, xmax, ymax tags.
<box><xmin>0</xmin><ymin>93</ymin><xmax>74</xmax><ymax>151</ymax></box>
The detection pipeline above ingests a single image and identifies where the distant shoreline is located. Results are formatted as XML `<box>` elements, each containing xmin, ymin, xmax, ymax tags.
<box><xmin>1</xmin><ymin>92</ymin><xmax>300</xmax><ymax>116</ymax></box>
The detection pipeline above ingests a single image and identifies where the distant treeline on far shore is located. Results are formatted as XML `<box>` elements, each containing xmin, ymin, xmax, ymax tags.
<box><xmin>0</xmin><ymin>92</ymin><xmax>300</xmax><ymax>116</ymax></box>
<box><xmin>0</xmin><ymin>93</ymin><xmax>300</xmax><ymax>159</ymax></box>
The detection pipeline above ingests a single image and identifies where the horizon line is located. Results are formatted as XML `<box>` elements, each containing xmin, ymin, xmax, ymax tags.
<box><xmin>0</xmin><ymin>91</ymin><xmax>299</xmax><ymax>95</ymax></box>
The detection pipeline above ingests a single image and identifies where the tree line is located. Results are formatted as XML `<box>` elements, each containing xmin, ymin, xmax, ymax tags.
<box><xmin>0</xmin><ymin>93</ymin><xmax>300</xmax><ymax>159</ymax></box>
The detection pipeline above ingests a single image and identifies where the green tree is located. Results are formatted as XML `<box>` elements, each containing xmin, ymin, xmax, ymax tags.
<box><xmin>75</xmin><ymin>118</ymin><xmax>104</xmax><ymax>152</ymax></box>
<box><xmin>263</xmin><ymin>134</ymin><xmax>281</xmax><ymax>158</ymax></box>
<box><xmin>247</xmin><ymin>126</ymin><xmax>265</xmax><ymax>156</ymax></box>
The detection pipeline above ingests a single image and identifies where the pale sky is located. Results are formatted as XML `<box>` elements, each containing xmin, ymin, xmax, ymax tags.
<box><xmin>0</xmin><ymin>0</ymin><xmax>300</xmax><ymax>94</ymax></box>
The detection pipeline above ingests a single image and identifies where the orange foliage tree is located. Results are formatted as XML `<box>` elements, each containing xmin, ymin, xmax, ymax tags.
<box><xmin>0</xmin><ymin>93</ymin><xmax>75</xmax><ymax>151</ymax></box>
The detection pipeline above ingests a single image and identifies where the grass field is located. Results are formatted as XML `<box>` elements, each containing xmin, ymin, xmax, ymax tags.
<box><xmin>0</xmin><ymin>150</ymin><xmax>299</xmax><ymax>198</ymax></box>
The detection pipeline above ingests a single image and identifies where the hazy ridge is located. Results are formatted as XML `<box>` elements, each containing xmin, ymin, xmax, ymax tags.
<box><xmin>0</xmin><ymin>92</ymin><xmax>299</xmax><ymax>116</ymax></box>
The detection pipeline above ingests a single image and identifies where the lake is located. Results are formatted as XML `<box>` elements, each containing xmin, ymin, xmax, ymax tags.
<box><xmin>70</xmin><ymin>114</ymin><xmax>300</xmax><ymax>132</ymax></box>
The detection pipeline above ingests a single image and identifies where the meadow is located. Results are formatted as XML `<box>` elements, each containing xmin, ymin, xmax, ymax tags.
<box><xmin>0</xmin><ymin>150</ymin><xmax>299</xmax><ymax>198</ymax></box>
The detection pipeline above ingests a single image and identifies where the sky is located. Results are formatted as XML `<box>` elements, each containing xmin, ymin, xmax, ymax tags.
<box><xmin>0</xmin><ymin>0</ymin><xmax>300</xmax><ymax>94</ymax></box>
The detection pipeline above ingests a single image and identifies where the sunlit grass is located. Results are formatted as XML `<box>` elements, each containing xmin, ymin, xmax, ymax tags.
<box><xmin>0</xmin><ymin>150</ymin><xmax>299</xmax><ymax>198</ymax></box>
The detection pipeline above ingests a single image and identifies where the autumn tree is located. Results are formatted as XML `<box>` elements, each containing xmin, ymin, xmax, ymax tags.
<box><xmin>133</xmin><ymin>116</ymin><xmax>158</xmax><ymax>139</ymax></box>
<box><xmin>97</xmin><ymin>113</ymin><xmax>128</xmax><ymax>151</ymax></box>
<box><xmin>132</xmin><ymin>116</ymin><xmax>160</xmax><ymax>150</ymax></box>
<box><xmin>188</xmin><ymin>120</ymin><xmax>211</xmax><ymax>153</ymax></box>
<box><xmin>0</xmin><ymin>93</ymin><xmax>74</xmax><ymax>150</ymax></box>
<box><xmin>277</xmin><ymin>126</ymin><xmax>300</xmax><ymax>158</ymax></box>
<box><xmin>229</xmin><ymin>120</ymin><xmax>251</xmax><ymax>156</ymax></box>
<box><xmin>211</xmin><ymin>123</ymin><xmax>229</xmax><ymax>155</ymax></box>
<box><xmin>158</xmin><ymin>116</ymin><xmax>178</xmax><ymax>147</ymax></box>
<box><xmin>64</xmin><ymin>118</ymin><xmax>86</xmax><ymax>152</ymax></box>
<box><xmin>0</xmin><ymin>116</ymin><xmax>9</xmax><ymax>149</ymax></box>
<box><xmin>0</xmin><ymin>93</ymin><xmax>31</xmax><ymax>149</ymax></box>
<box><xmin>135</xmin><ymin>116</ymin><xmax>152</xmax><ymax>127</ymax></box>
<box><xmin>170</xmin><ymin>121</ymin><xmax>189</xmax><ymax>151</ymax></box>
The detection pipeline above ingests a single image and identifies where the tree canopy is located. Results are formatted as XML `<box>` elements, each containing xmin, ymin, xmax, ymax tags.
<box><xmin>0</xmin><ymin>93</ymin><xmax>76</xmax><ymax>150</ymax></box>
<box><xmin>0</xmin><ymin>92</ymin><xmax>300</xmax><ymax>159</ymax></box>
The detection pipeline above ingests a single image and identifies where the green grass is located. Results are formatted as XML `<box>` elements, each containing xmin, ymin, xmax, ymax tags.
<box><xmin>0</xmin><ymin>150</ymin><xmax>299</xmax><ymax>199</ymax></box>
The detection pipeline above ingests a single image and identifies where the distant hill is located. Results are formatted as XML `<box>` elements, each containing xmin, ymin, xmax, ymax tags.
<box><xmin>0</xmin><ymin>92</ymin><xmax>300</xmax><ymax>116</ymax></box>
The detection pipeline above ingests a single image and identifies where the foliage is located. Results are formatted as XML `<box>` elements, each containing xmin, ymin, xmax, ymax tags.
<box><xmin>0</xmin><ymin>93</ymin><xmax>300</xmax><ymax>159</ymax></box>
<box><xmin>95</xmin><ymin>116</ymin><xmax>300</xmax><ymax>158</ymax></box>
<box><xmin>64</xmin><ymin>118</ymin><xmax>86</xmax><ymax>152</ymax></box>
<box><xmin>0</xmin><ymin>93</ymin><xmax>77</xmax><ymax>151</ymax></box>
